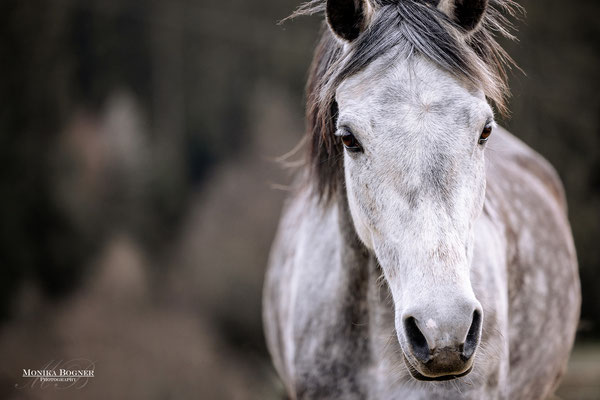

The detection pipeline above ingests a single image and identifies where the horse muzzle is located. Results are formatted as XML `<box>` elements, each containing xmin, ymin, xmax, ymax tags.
<box><xmin>400</xmin><ymin>303</ymin><xmax>483</xmax><ymax>381</ymax></box>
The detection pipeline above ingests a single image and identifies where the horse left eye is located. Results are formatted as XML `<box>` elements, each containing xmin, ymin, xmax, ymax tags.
<box><xmin>479</xmin><ymin>123</ymin><xmax>493</xmax><ymax>145</ymax></box>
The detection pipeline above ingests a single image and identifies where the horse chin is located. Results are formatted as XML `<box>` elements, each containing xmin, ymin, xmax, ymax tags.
<box><xmin>402</xmin><ymin>354</ymin><xmax>473</xmax><ymax>382</ymax></box>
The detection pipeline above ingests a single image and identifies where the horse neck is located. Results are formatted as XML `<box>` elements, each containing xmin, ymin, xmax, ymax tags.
<box><xmin>335</xmin><ymin>186</ymin><xmax>370</xmax><ymax>266</ymax></box>
<box><xmin>332</xmin><ymin>187</ymin><xmax>397</xmax><ymax>365</ymax></box>
<box><xmin>333</xmin><ymin>187</ymin><xmax>386</xmax><ymax>320</ymax></box>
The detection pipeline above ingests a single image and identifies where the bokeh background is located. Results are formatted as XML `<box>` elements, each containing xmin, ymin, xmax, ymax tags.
<box><xmin>0</xmin><ymin>0</ymin><xmax>598</xmax><ymax>399</ymax></box>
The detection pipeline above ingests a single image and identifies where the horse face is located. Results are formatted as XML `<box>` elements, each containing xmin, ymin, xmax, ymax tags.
<box><xmin>335</xmin><ymin>50</ymin><xmax>492</xmax><ymax>379</ymax></box>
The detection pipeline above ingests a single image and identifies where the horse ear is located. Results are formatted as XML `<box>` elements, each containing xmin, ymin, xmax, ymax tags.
<box><xmin>436</xmin><ymin>0</ymin><xmax>489</xmax><ymax>32</ymax></box>
<box><xmin>326</xmin><ymin>0</ymin><xmax>372</xmax><ymax>42</ymax></box>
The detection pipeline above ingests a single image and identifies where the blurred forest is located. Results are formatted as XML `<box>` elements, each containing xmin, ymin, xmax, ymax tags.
<box><xmin>0</xmin><ymin>0</ymin><xmax>598</xmax><ymax>399</ymax></box>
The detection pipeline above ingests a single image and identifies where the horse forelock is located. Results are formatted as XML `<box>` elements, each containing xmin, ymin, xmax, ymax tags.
<box><xmin>293</xmin><ymin>0</ymin><xmax>521</xmax><ymax>201</ymax></box>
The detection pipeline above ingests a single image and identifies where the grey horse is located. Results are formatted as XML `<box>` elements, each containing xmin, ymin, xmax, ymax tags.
<box><xmin>263</xmin><ymin>0</ymin><xmax>581</xmax><ymax>398</ymax></box>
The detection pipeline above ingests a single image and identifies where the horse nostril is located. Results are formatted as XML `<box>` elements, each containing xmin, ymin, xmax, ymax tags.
<box><xmin>404</xmin><ymin>316</ymin><xmax>431</xmax><ymax>363</ymax></box>
<box><xmin>462</xmin><ymin>309</ymin><xmax>482</xmax><ymax>360</ymax></box>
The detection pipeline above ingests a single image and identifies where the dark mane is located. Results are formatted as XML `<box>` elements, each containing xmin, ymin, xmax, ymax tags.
<box><xmin>290</xmin><ymin>0</ymin><xmax>520</xmax><ymax>200</ymax></box>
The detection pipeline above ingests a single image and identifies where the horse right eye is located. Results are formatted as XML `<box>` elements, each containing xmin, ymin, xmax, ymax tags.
<box><xmin>340</xmin><ymin>130</ymin><xmax>363</xmax><ymax>153</ymax></box>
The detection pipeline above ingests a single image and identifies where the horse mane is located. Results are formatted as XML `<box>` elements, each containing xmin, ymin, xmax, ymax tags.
<box><xmin>289</xmin><ymin>0</ymin><xmax>521</xmax><ymax>201</ymax></box>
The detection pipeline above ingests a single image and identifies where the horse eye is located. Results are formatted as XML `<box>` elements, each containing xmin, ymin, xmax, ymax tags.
<box><xmin>340</xmin><ymin>130</ymin><xmax>363</xmax><ymax>153</ymax></box>
<box><xmin>478</xmin><ymin>123</ymin><xmax>493</xmax><ymax>145</ymax></box>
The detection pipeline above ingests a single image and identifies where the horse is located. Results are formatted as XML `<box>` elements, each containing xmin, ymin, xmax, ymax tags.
<box><xmin>263</xmin><ymin>0</ymin><xmax>581</xmax><ymax>398</ymax></box>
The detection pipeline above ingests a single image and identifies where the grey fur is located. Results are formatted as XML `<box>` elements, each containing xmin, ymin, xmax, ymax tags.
<box><xmin>264</xmin><ymin>1</ymin><xmax>580</xmax><ymax>399</ymax></box>
<box><xmin>292</xmin><ymin>0</ymin><xmax>520</xmax><ymax>200</ymax></box>
<box><xmin>264</xmin><ymin>128</ymin><xmax>580</xmax><ymax>399</ymax></box>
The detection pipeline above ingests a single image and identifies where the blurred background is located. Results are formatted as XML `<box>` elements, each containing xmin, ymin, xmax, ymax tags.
<box><xmin>0</xmin><ymin>0</ymin><xmax>598</xmax><ymax>399</ymax></box>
